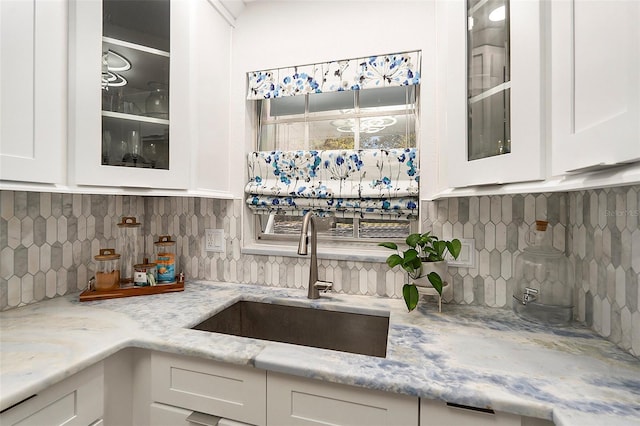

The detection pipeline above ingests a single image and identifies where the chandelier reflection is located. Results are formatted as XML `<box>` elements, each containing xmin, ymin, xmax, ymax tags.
<box><xmin>331</xmin><ymin>117</ymin><xmax>397</xmax><ymax>134</ymax></box>
<box><xmin>101</xmin><ymin>49</ymin><xmax>131</xmax><ymax>89</ymax></box>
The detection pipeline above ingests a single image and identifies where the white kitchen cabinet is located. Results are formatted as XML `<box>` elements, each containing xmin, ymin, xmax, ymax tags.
<box><xmin>69</xmin><ymin>0</ymin><xmax>190</xmax><ymax>189</ymax></box>
<box><xmin>67</xmin><ymin>0</ymin><xmax>233</xmax><ymax>195</ymax></box>
<box><xmin>0</xmin><ymin>362</ymin><xmax>103</xmax><ymax>426</ymax></box>
<box><xmin>439</xmin><ymin>0</ymin><xmax>545</xmax><ymax>188</ymax></box>
<box><xmin>150</xmin><ymin>351</ymin><xmax>267</xmax><ymax>426</ymax></box>
<box><xmin>0</xmin><ymin>0</ymin><xmax>66</xmax><ymax>184</ymax></box>
<box><xmin>267</xmin><ymin>371</ymin><xmax>418</xmax><ymax>426</ymax></box>
<box><xmin>550</xmin><ymin>0</ymin><xmax>640</xmax><ymax>176</ymax></box>
<box><xmin>420</xmin><ymin>400</ymin><xmax>553</xmax><ymax>426</ymax></box>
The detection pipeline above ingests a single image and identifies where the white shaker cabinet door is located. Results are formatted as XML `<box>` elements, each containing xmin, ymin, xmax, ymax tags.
<box><xmin>0</xmin><ymin>0</ymin><xmax>66</xmax><ymax>184</ymax></box>
<box><xmin>266</xmin><ymin>371</ymin><xmax>418</xmax><ymax>426</ymax></box>
<box><xmin>0</xmin><ymin>363</ymin><xmax>104</xmax><ymax>426</ymax></box>
<box><xmin>68</xmin><ymin>0</ymin><xmax>190</xmax><ymax>189</ymax></box>
<box><xmin>442</xmin><ymin>0</ymin><xmax>545</xmax><ymax>188</ymax></box>
<box><xmin>551</xmin><ymin>0</ymin><xmax>640</xmax><ymax>175</ymax></box>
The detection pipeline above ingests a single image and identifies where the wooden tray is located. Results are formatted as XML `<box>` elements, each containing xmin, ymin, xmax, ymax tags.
<box><xmin>79</xmin><ymin>281</ymin><xmax>184</xmax><ymax>302</ymax></box>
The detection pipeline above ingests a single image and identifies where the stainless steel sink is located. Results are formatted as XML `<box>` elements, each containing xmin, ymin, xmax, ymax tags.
<box><xmin>191</xmin><ymin>301</ymin><xmax>389</xmax><ymax>357</ymax></box>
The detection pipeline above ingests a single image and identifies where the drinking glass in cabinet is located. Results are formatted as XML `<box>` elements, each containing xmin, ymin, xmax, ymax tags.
<box><xmin>467</xmin><ymin>0</ymin><xmax>511</xmax><ymax>161</ymax></box>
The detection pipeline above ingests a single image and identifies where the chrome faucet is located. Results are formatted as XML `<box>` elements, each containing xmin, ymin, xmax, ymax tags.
<box><xmin>297</xmin><ymin>211</ymin><xmax>333</xmax><ymax>299</ymax></box>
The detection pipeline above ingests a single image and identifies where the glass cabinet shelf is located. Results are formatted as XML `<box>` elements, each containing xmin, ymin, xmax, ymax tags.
<box><xmin>102</xmin><ymin>110</ymin><xmax>169</xmax><ymax>126</ymax></box>
<box><xmin>101</xmin><ymin>0</ymin><xmax>170</xmax><ymax>170</ymax></box>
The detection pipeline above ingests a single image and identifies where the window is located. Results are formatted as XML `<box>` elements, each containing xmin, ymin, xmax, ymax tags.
<box><xmin>254</xmin><ymin>85</ymin><xmax>419</xmax><ymax>243</ymax></box>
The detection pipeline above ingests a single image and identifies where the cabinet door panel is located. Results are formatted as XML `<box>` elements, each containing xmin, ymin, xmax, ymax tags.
<box><xmin>151</xmin><ymin>352</ymin><xmax>266</xmax><ymax>426</ymax></box>
<box><xmin>443</xmin><ymin>0</ymin><xmax>545</xmax><ymax>188</ymax></box>
<box><xmin>69</xmin><ymin>0</ymin><xmax>190</xmax><ymax>189</ymax></box>
<box><xmin>267</xmin><ymin>372</ymin><xmax>418</xmax><ymax>426</ymax></box>
<box><xmin>551</xmin><ymin>0</ymin><xmax>640</xmax><ymax>174</ymax></box>
<box><xmin>0</xmin><ymin>363</ymin><xmax>103</xmax><ymax>426</ymax></box>
<box><xmin>0</xmin><ymin>0</ymin><xmax>66</xmax><ymax>184</ymax></box>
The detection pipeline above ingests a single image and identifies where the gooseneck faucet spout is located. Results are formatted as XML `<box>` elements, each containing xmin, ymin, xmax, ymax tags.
<box><xmin>298</xmin><ymin>211</ymin><xmax>333</xmax><ymax>299</ymax></box>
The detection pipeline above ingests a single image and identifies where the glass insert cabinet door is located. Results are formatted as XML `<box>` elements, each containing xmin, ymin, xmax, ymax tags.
<box><xmin>101</xmin><ymin>0</ymin><xmax>170</xmax><ymax>169</ymax></box>
<box><xmin>467</xmin><ymin>0</ymin><xmax>510</xmax><ymax>161</ymax></box>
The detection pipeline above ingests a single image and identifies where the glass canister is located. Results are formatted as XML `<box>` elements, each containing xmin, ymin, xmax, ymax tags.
<box><xmin>154</xmin><ymin>235</ymin><xmax>176</xmax><ymax>284</ymax></box>
<box><xmin>117</xmin><ymin>216</ymin><xmax>142</xmax><ymax>284</ymax></box>
<box><xmin>94</xmin><ymin>248</ymin><xmax>121</xmax><ymax>291</ymax></box>
<box><xmin>133</xmin><ymin>258</ymin><xmax>157</xmax><ymax>287</ymax></box>
<box><xmin>512</xmin><ymin>220</ymin><xmax>574</xmax><ymax>326</ymax></box>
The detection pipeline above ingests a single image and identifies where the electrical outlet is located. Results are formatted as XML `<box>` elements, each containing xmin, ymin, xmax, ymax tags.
<box><xmin>205</xmin><ymin>229</ymin><xmax>225</xmax><ymax>253</ymax></box>
<box><xmin>445</xmin><ymin>238</ymin><xmax>475</xmax><ymax>268</ymax></box>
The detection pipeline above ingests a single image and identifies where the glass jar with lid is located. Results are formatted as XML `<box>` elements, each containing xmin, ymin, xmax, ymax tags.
<box><xmin>116</xmin><ymin>216</ymin><xmax>142</xmax><ymax>285</ymax></box>
<box><xmin>133</xmin><ymin>258</ymin><xmax>157</xmax><ymax>287</ymax></box>
<box><xmin>94</xmin><ymin>248</ymin><xmax>121</xmax><ymax>291</ymax></box>
<box><xmin>154</xmin><ymin>235</ymin><xmax>176</xmax><ymax>284</ymax></box>
<box><xmin>512</xmin><ymin>220</ymin><xmax>574</xmax><ymax>326</ymax></box>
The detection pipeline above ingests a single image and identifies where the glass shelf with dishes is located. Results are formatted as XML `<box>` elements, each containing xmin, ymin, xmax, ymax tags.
<box><xmin>101</xmin><ymin>0</ymin><xmax>170</xmax><ymax>170</ymax></box>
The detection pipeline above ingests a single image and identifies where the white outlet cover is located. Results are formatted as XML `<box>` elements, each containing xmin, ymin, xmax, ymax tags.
<box><xmin>445</xmin><ymin>238</ymin><xmax>475</xmax><ymax>268</ymax></box>
<box><xmin>205</xmin><ymin>229</ymin><xmax>225</xmax><ymax>253</ymax></box>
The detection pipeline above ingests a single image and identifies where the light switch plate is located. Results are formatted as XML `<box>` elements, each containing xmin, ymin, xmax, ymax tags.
<box><xmin>445</xmin><ymin>238</ymin><xmax>475</xmax><ymax>268</ymax></box>
<box><xmin>205</xmin><ymin>229</ymin><xmax>225</xmax><ymax>253</ymax></box>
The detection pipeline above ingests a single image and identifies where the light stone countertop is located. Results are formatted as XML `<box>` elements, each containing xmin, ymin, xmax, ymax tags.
<box><xmin>1</xmin><ymin>281</ymin><xmax>639</xmax><ymax>425</ymax></box>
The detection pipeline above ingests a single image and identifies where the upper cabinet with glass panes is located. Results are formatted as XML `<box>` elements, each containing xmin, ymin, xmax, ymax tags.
<box><xmin>101</xmin><ymin>0</ymin><xmax>170</xmax><ymax>170</ymax></box>
<box><xmin>467</xmin><ymin>0</ymin><xmax>510</xmax><ymax>161</ymax></box>
<box><xmin>258</xmin><ymin>86</ymin><xmax>417</xmax><ymax>152</ymax></box>
<box><xmin>442</xmin><ymin>0</ymin><xmax>544</xmax><ymax>189</ymax></box>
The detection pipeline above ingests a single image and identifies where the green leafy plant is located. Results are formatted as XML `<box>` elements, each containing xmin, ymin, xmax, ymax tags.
<box><xmin>379</xmin><ymin>232</ymin><xmax>462</xmax><ymax>312</ymax></box>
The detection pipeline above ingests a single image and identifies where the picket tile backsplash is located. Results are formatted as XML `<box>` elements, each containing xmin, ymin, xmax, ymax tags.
<box><xmin>1</xmin><ymin>185</ymin><xmax>638</xmax><ymax>356</ymax></box>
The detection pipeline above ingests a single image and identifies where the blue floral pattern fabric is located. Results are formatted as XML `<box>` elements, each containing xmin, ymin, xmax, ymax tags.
<box><xmin>245</xmin><ymin>149</ymin><xmax>419</xmax><ymax>219</ymax></box>
<box><xmin>247</xmin><ymin>51</ymin><xmax>421</xmax><ymax>100</ymax></box>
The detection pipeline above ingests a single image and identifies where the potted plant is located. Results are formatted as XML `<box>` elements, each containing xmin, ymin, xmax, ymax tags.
<box><xmin>379</xmin><ymin>232</ymin><xmax>462</xmax><ymax>312</ymax></box>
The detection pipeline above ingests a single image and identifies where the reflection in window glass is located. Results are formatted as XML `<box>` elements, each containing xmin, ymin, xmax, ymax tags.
<box><xmin>269</xmin><ymin>96</ymin><xmax>306</xmax><ymax>117</ymax></box>
<box><xmin>467</xmin><ymin>0</ymin><xmax>510</xmax><ymax>161</ymax></box>
<box><xmin>360</xmin><ymin>115</ymin><xmax>415</xmax><ymax>149</ymax></box>
<box><xmin>309</xmin><ymin>91</ymin><xmax>355</xmax><ymax>114</ymax></box>
<box><xmin>309</xmin><ymin>120</ymin><xmax>355</xmax><ymax>150</ymax></box>
<box><xmin>259</xmin><ymin>122</ymin><xmax>305</xmax><ymax>151</ymax></box>
<box><xmin>360</xmin><ymin>86</ymin><xmax>415</xmax><ymax>111</ymax></box>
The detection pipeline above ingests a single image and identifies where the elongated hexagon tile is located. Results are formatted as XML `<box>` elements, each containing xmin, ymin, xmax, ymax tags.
<box><xmin>7</xmin><ymin>276</ymin><xmax>21</xmax><ymax>307</ymax></box>
<box><xmin>631</xmin><ymin>229</ymin><xmax>640</xmax><ymax>273</ymax></box>
<box><xmin>632</xmin><ymin>311</ymin><xmax>640</xmax><ymax>357</ymax></box>
<box><xmin>479</xmin><ymin>196</ymin><xmax>490</xmax><ymax>224</ymax></box>
<box><xmin>7</xmin><ymin>217</ymin><xmax>20</xmax><ymax>249</ymax></box>
<box><xmin>1</xmin><ymin>191</ymin><xmax>14</xmax><ymax>221</ymax></box>
<box><xmin>27</xmin><ymin>245</ymin><xmax>39</xmax><ymax>275</ymax></box>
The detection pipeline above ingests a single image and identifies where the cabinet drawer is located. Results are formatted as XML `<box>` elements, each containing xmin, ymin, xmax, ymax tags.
<box><xmin>420</xmin><ymin>400</ymin><xmax>553</xmax><ymax>426</ymax></box>
<box><xmin>151</xmin><ymin>352</ymin><xmax>266</xmax><ymax>426</ymax></box>
<box><xmin>267</xmin><ymin>371</ymin><xmax>418</xmax><ymax>426</ymax></box>
<box><xmin>0</xmin><ymin>362</ymin><xmax>104</xmax><ymax>426</ymax></box>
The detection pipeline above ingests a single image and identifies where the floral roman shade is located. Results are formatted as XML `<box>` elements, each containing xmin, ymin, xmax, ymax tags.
<box><xmin>247</xmin><ymin>50</ymin><xmax>421</xmax><ymax>100</ymax></box>
<box><xmin>245</xmin><ymin>149</ymin><xmax>419</xmax><ymax>219</ymax></box>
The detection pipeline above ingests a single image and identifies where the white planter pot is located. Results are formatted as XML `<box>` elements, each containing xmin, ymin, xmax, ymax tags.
<box><xmin>413</xmin><ymin>261</ymin><xmax>448</xmax><ymax>288</ymax></box>
<box><xmin>413</xmin><ymin>260</ymin><xmax>449</xmax><ymax>313</ymax></box>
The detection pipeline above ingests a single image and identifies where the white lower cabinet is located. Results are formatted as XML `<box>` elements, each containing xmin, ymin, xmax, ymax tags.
<box><xmin>267</xmin><ymin>371</ymin><xmax>418</xmax><ymax>426</ymax></box>
<box><xmin>420</xmin><ymin>400</ymin><xmax>553</xmax><ymax>426</ymax></box>
<box><xmin>0</xmin><ymin>362</ymin><xmax>104</xmax><ymax>426</ymax></box>
<box><xmin>148</xmin><ymin>352</ymin><xmax>554</xmax><ymax>426</ymax></box>
<box><xmin>150</xmin><ymin>351</ymin><xmax>266</xmax><ymax>426</ymax></box>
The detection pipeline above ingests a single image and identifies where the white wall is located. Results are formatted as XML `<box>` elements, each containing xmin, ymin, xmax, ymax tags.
<box><xmin>228</xmin><ymin>1</ymin><xmax>439</xmax><ymax>200</ymax></box>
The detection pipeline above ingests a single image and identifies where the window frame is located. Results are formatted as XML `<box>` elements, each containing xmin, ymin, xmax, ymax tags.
<box><xmin>251</xmin><ymin>86</ymin><xmax>421</xmax><ymax>248</ymax></box>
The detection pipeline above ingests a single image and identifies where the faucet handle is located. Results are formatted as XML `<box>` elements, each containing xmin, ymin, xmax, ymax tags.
<box><xmin>314</xmin><ymin>280</ymin><xmax>333</xmax><ymax>293</ymax></box>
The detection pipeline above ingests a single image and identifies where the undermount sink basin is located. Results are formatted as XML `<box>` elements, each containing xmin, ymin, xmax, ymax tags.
<box><xmin>191</xmin><ymin>301</ymin><xmax>389</xmax><ymax>358</ymax></box>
